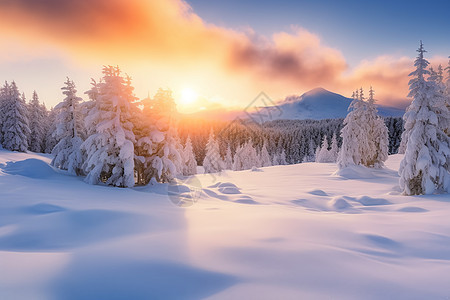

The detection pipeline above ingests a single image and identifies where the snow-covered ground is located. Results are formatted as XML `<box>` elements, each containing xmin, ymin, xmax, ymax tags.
<box><xmin>0</xmin><ymin>150</ymin><xmax>450</xmax><ymax>299</ymax></box>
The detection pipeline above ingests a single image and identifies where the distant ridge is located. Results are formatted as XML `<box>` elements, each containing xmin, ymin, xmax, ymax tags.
<box><xmin>256</xmin><ymin>87</ymin><xmax>405</xmax><ymax>120</ymax></box>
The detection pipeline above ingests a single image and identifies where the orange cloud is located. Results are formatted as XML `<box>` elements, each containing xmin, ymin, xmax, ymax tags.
<box><xmin>0</xmin><ymin>0</ymin><xmax>440</xmax><ymax>109</ymax></box>
<box><xmin>339</xmin><ymin>55</ymin><xmax>448</xmax><ymax>108</ymax></box>
<box><xmin>228</xmin><ymin>28</ymin><xmax>347</xmax><ymax>87</ymax></box>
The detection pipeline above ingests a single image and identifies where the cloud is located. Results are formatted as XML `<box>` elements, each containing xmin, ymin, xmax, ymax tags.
<box><xmin>0</xmin><ymin>0</ymin><xmax>438</xmax><ymax>108</ymax></box>
<box><xmin>228</xmin><ymin>28</ymin><xmax>347</xmax><ymax>87</ymax></box>
<box><xmin>340</xmin><ymin>55</ymin><xmax>448</xmax><ymax>108</ymax></box>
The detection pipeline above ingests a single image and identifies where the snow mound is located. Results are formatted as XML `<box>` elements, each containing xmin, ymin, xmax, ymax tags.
<box><xmin>219</xmin><ymin>187</ymin><xmax>241</xmax><ymax>194</ymax></box>
<box><xmin>334</xmin><ymin>165</ymin><xmax>376</xmax><ymax>179</ymax></box>
<box><xmin>329</xmin><ymin>197</ymin><xmax>353</xmax><ymax>210</ymax></box>
<box><xmin>356</xmin><ymin>196</ymin><xmax>391</xmax><ymax>206</ymax></box>
<box><xmin>217</xmin><ymin>182</ymin><xmax>238</xmax><ymax>188</ymax></box>
<box><xmin>216</xmin><ymin>182</ymin><xmax>241</xmax><ymax>194</ymax></box>
<box><xmin>234</xmin><ymin>196</ymin><xmax>258</xmax><ymax>205</ymax></box>
<box><xmin>0</xmin><ymin>158</ymin><xmax>56</xmax><ymax>179</ymax></box>
<box><xmin>308</xmin><ymin>189</ymin><xmax>328</xmax><ymax>196</ymax></box>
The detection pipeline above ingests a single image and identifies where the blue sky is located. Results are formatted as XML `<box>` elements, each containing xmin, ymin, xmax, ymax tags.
<box><xmin>187</xmin><ymin>0</ymin><xmax>450</xmax><ymax>66</ymax></box>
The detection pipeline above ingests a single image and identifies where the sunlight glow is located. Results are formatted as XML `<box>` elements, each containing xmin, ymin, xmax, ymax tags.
<box><xmin>180</xmin><ymin>88</ymin><xmax>198</xmax><ymax>105</ymax></box>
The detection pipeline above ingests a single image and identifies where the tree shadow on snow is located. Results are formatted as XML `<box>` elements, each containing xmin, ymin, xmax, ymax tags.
<box><xmin>51</xmin><ymin>257</ymin><xmax>238</xmax><ymax>300</ymax></box>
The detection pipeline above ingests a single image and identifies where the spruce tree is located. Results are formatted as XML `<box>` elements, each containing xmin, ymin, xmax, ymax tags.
<box><xmin>81</xmin><ymin>66</ymin><xmax>136</xmax><ymax>187</ymax></box>
<box><xmin>260</xmin><ymin>142</ymin><xmax>272</xmax><ymax>167</ymax></box>
<box><xmin>144</xmin><ymin>88</ymin><xmax>183</xmax><ymax>182</ymax></box>
<box><xmin>364</xmin><ymin>87</ymin><xmax>389</xmax><ymax>167</ymax></box>
<box><xmin>203</xmin><ymin>129</ymin><xmax>224</xmax><ymax>173</ymax></box>
<box><xmin>329</xmin><ymin>133</ymin><xmax>339</xmax><ymax>163</ymax></box>
<box><xmin>337</xmin><ymin>93</ymin><xmax>368</xmax><ymax>168</ymax></box>
<box><xmin>183</xmin><ymin>135</ymin><xmax>197</xmax><ymax>176</ymax></box>
<box><xmin>399</xmin><ymin>42</ymin><xmax>450</xmax><ymax>195</ymax></box>
<box><xmin>28</xmin><ymin>91</ymin><xmax>46</xmax><ymax>152</ymax></box>
<box><xmin>51</xmin><ymin>78</ymin><xmax>85</xmax><ymax>175</ymax></box>
<box><xmin>1</xmin><ymin>82</ymin><xmax>30</xmax><ymax>152</ymax></box>
<box><xmin>224</xmin><ymin>145</ymin><xmax>233</xmax><ymax>170</ymax></box>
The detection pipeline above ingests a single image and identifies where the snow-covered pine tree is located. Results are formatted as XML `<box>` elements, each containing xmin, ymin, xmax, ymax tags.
<box><xmin>245</xmin><ymin>141</ymin><xmax>259</xmax><ymax>169</ymax></box>
<box><xmin>131</xmin><ymin>102</ymin><xmax>163</xmax><ymax>185</ymax></box>
<box><xmin>302</xmin><ymin>138</ymin><xmax>316</xmax><ymax>163</ymax></box>
<box><xmin>224</xmin><ymin>145</ymin><xmax>233</xmax><ymax>170</ymax></box>
<box><xmin>272</xmin><ymin>152</ymin><xmax>280</xmax><ymax>166</ymax></box>
<box><xmin>203</xmin><ymin>129</ymin><xmax>224</xmax><ymax>173</ymax></box>
<box><xmin>446</xmin><ymin>57</ymin><xmax>450</xmax><ymax>136</ymax></box>
<box><xmin>446</xmin><ymin>57</ymin><xmax>450</xmax><ymax>95</ymax></box>
<box><xmin>81</xmin><ymin>66</ymin><xmax>136</xmax><ymax>187</ymax></box>
<box><xmin>316</xmin><ymin>137</ymin><xmax>330</xmax><ymax>163</ymax></box>
<box><xmin>232</xmin><ymin>141</ymin><xmax>259</xmax><ymax>170</ymax></box>
<box><xmin>142</xmin><ymin>88</ymin><xmax>183</xmax><ymax>182</ymax></box>
<box><xmin>399</xmin><ymin>42</ymin><xmax>450</xmax><ymax>195</ymax></box>
<box><xmin>363</xmin><ymin>87</ymin><xmax>389</xmax><ymax>167</ymax></box>
<box><xmin>314</xmin><ymin>144</ymin><xmax>321</xmax><ymax>163</ymax></box>
<box><xmin>28</xmin><ymin>91</ymin><xmax>47</xmax><ymax>152</ymax></box>
<box><xmin>329</xmin><ymin>133</ymin><xmax>339</xmax><ymax>162</ymax></box>
<box><xmin>429</xmin><ymin>65</ymin><xmax>450</xmax><ymax>137</ymax></box>
<box><xmin>183</xmin><ymin>135</ymin><xmax>197</xmax><ymax>176</ymax></box>
<box><xmin>233</xmin><ymin>144</ymin><xmax>244</xmax><ymax>171</ymax></box>
<box><xmin>279</xmin><ymin>149</ymin><xmax>287</xmax><ymax>165</ymax></box>
<box><xmin>260</xmin><ymin>142</ymin><xmax>272</xmax><ymax>167</ymax></box>
<box><xmin>0</xmin><ymin>82</ymin><xmax>8</xmax><ymax>145</ymax></box>
<box><xmin>1</xmin><ymin>81</ymin><xmax>30</xmax><ymax>152</ymax></box>
<box><xmin>337</xmin><ymin>93</ymin><xmax>368</xmax><ymax>168</ymax></box>
<box><xmin>44</xmin><ymin>107</ymin><xmax>59</xmax><ymax>153</ymax></box>
<box><xmin>51</xmin><ymin>78</ymin><xmax>85</xmax><ymax>175</ymax></box>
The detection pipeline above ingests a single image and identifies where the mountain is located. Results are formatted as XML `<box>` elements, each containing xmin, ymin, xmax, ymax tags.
<box><xmin>254</xmin><ymin>88</ymin><xmax>405</xmax><ymax>121</ymax></box>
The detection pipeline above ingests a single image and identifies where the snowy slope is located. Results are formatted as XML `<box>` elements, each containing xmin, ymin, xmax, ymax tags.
<box><xmin>1</xmin><ymin>150</ymin><xmax>450</xmax><ymax>299</ymax></box>
<box><xmin>256</xmin><ymin>88</ymin><xmax>405</xmax><ymax>120</ymax></box>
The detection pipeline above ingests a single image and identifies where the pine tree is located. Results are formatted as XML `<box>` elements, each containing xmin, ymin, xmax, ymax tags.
<box><xmin>224</xmin><ymin>145</ymin><xmax>233</xmax><ymax>170</ymax></box>
<box><xmin>329</xmin><ymin>133</ymin><xmax>339</xmax><ymax>162</ymax></box>
<box><xmin>363</xmin><ymin>87</ymin><xmax>389</xmax><ymax>167</ymax></box>
<box><xmin>233</xmin><ymin>144</ymin><xmax>244</xmax><ymax>170</ymax></box>
<box><xmin>44</xmin><ymin>107</ymin><xmax>59</xmax><ymax>153</ymax></box>
<box><xmin>337</xmin><ymin>93</ymin><xmax>368</xmax><ymax>168</ymax></box>
<box><xmin>81</xmin><ymin>66</ymin><xmax>136</xmax><ymax>187</ymax></box>
<box><xmin>0</xmin><ymin>82</ymin><xmax>8</xmax><ymax>145</ymax></box>
<box><xmin>359</xmin><ymin>87</ymin><xmax>365</xmax><ymax>101</ymax></box>
<box><xmin>446</xmin><ymin>57</ymin><xmax>450</xmax><ymax>136</ymax></box>
<box><xmin>244</xmin><ymin>141</ymin><xmax>259</xmax><ymax>169</ymax></box>
<box><xmin>1</xmin><ymin>82</ymin><xmax>30</xmax><ymax>152</ymax></box>
<box><xmin>314</xmin><ymin>145</ymin><xmax>321</xmax><ymax>163</ymax></box>
<box><xmin>279</xmin><ymin>149</ymin><xmax>287</xmax><ymax>165</ymax></box>
<box><xmin>143</xmin><ymin>88</ymin><xmax>183</xmax><ymax>182</ymax></box>
<box><xmin>399</xmin><ymin>42</ymin><xmax>450</xmax><ymax>195</ymax></box>
<box><xmin>260</xmin><ymin>142</ymin><xmax>272</xmax><ymax>167</ymax></box>
<box><xmin>203</xmin><ymin>129</ymin><xmax>224</xmax><ymax>173</ymax></box>
<box><xmin>302</xmin><ymin>138</ymin><xmax>316</xmax><ymax>163</ymax></box>
<box><xmin>429</xmin><ymin>65</ymin><xmax>450</xmax><ymax>137</ymax></box>
<box><xmin>51</xmin><ymin>78</ymin><xmax>85</xmax><ymax>175</ymax></box>
<box><xmin>446</xmin><ymin>57</ymin><xmax>450</xmax><ymax>96</ymax></box>
<box><xmin>28</xmin><ymin>91</ymin><xmax>47</xmax><ymax>152</ymax></box>
<box><xmin>132</xmin><ymin>103</ymin><xmax>163</xmax><ymax>185</ymax></box>
<box><xmin>316</xmin><ymin>137</ymin><xmax>330</xmax><ymax>163</ymax></box>
<box><xmin>183</xmin><ymin>135</ymin><xmax>197</xmax><ymax>175</ymax></box>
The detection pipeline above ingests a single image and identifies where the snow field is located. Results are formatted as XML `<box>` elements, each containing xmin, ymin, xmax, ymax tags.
<box><xmin>0</xmin><ymin>151</ymin><xmax>450</xmax><ymax>299</ymax></box>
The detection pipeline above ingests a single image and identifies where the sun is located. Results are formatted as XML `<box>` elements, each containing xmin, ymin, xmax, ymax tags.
<box><xmin>180</xmin><ymin>87</ymin><xmax>198</xmax><ymax>105</ymax></box>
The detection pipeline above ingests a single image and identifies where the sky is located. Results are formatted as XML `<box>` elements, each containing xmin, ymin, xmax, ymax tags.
<box><xmin>0</xmin><ymin>0</ymin><xmax>449</xmax><ymax>113</ymax></box>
